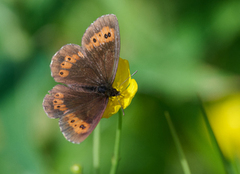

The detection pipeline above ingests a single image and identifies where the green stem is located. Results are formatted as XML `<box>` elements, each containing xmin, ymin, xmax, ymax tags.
<box><xmin>198</xmin><ymin>96</ymin><xmax>233</xmax><ymax>174</ymax></box>
<box><xmin>165</xmin><ymin>111</ymin><xmax>191</xmax><ymax>174</ymax></box>
<box><xmin>93</xmin><ymin>122</ymin><xmax>100</xmax><ymax>174</ymax></box>
<box><xmin>110</xmin><ymin>110</ymin><xmax>123</xmax><ymax>174</ymax></box>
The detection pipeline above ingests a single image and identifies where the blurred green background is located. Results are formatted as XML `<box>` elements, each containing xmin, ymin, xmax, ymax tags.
<box><xmin>1</xmin><ymin>0</ymin><xmax>240</xmax><ymax>173</ymax></box>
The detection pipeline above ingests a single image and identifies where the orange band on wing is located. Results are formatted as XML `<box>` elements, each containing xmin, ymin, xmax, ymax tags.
<box><xmin>84</xmin><ymin>26</ymin><xmax>115</xmax><ymax>50</ymax></box>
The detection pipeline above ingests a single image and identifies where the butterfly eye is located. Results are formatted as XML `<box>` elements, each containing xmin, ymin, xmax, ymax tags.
<box><xmin>93</xmin><ymin>38</ymin><xmax>97</xmax><ymax>43</ymax></box>
<box><xmin>104</xmin><ymin>34</ymin><xmax>108</xmax><ymax>38</ymax></box>
<box><xmin>108</xmin><ymin>32</ymin><xmax>111</xmax><ymax>37</ymax></box>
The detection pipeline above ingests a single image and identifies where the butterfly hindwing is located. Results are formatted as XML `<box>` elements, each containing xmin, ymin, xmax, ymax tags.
<box><xmin>43</xmin><ymin>84</ymin><xmax>108</xmax><ymax>143</ymax></box>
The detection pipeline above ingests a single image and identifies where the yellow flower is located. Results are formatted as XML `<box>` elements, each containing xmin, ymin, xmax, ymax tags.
<box><xmin>102</xmin><ymin>58</ymin><xmax>138</xmax><ymax>118</ymax></box>
<box><xmin>206</xmin><ymin>93</ymin><xmax>240</xmax><ymax>159</ymax></box>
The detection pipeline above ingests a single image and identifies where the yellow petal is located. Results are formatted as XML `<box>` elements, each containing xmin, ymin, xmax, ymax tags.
<box><xmin>112</xmin><ymin>58</ymin><xmax>130</xmax><ymax>91</ymax></box>
<box><xmin>102</xmin><ymin>58</ymin><xmax>138</xmax><ymax>119</ymax></box>
<box><xmin>121</xmin><ymin>79</ymin><xmax>138</xmax><ymax>109</ymax></box>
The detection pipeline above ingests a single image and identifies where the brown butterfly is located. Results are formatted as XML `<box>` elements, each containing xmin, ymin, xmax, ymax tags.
<box><xmin>42</xmin><ymin>14</ymin><xmax>120</xmax><ymax>144</ymax></box>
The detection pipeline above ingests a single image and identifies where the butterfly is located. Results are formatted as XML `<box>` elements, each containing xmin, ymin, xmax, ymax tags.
<box><xmin>42</xmin><ymin>14</ymin><xmax>120</xmax><ymax>144</ymax></box>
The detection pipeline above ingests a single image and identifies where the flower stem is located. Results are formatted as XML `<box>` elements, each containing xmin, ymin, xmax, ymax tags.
<box><xmin>110</xmin><ymin>110</ymin><xmax>123</xmax><ymax>174</ymax></box>
<box><xmin>93</xmin><ymin>122</ymin><xmax>100</xmax><ymax>174</ymax></box>
<box><xmin>198</xmin><ymin>96</ymin><xmax>234</xmax><ymax>174</ymax></box>
<box><xmin>165</xmin><ymin>111</ymin><xmax>191</xmax><ymax>174</ymax></box>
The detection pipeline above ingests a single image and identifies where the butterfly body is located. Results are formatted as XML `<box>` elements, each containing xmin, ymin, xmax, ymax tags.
<box><xmin>43</xmin><ymin>14</ymin><xmax>120</xmax><ymax>144</ymax></box>
<box><xmin>97</xmin><ymin>85</ymin><xmax>120</xmax><ymax>97</ymax></box>
<box><xmin>80</xmin><ymin>84</ymin><xmax>119</xmax><ymax>97</ymax></box>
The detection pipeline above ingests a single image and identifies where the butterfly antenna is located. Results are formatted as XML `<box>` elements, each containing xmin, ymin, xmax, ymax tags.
<box><xmin>116</xmin><ymin>96</ymin><xmax>125</xmax><ymax>115</ymax></box>
<box><xmin>117</xmin><ymin>70</ymin><xmax>138</xmax><ymax>88</ymax></box>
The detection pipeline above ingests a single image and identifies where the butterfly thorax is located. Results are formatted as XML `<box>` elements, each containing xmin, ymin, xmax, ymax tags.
<box><xmin>97</xmin><ymin>85</ymin><xmax>120</xmax><ymax>97</ymax></box>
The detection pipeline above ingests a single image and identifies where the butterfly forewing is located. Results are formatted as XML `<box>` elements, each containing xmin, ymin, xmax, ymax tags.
<box><xmin>81</xmin><ymin>14</ymin><xmax>120</xmax><ymax>84</ymax></box>
<box><xmin>51</xmin><ymin>44</ymin><xmax>103</xmax><ymax>86</ymax></box>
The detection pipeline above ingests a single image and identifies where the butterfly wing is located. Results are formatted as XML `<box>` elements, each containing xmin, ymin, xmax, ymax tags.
<box><xmin>51</xmin><ymin>14</ymin><xmax>120</xmax><ymax>87</ymax></box>
<box><xmin>81</xmin><ymin>14</ymin><xmax>120</xmax><ymax>84</ymax></box>
<box><xmin>43</xmin><ymin>85</ymin><xmax>107</xmax><ymax>143</ymax></box>
<box><xmin>50</xmin><ymin>44</ymin><xmax>103</xmax><ymax>87</ymax></box>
